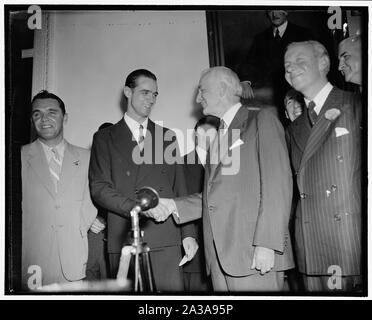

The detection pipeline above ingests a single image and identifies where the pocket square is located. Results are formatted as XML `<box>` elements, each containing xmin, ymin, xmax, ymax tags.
<box><xmin>229</xmin><ymin>139</ymin><xmax>244</xmax><ymax>150</ymax></box>
<box><xmin>335</xmin><ymin>127</ymin><xmax>349</xmax><ymax>137</ymax></box>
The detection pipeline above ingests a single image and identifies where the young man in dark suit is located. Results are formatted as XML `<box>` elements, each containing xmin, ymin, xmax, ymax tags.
<box><xmin>284</xmin><ymin>41</ymin><xmax>362</xmax><ymax>292</ymax></box>
<box><xmin>182</xmin><ymin>116</ymin><xmax>219</xmax><ymax>292</ymax></box>
<box><xmin>89</xmin><ymin>69</ymin><xmax>198</xmax><ymax>292</ymax></box>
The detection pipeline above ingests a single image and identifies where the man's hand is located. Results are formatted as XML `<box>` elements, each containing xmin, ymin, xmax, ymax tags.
<box><xmin>182</xmin><ymin>237</ymin><xmax>199</xmax><ymax>262</ymax></box>
<box><xmin>89</xmin><ymin>217</ymin><xmax>106</xmax><ymax>234</ymax></box>
<box><xmin>251</xmin><ymin>246</ymin><xmax>275</xmax><ymax>275</ymax></box>
<box><xmin>240</xmin><ymin>81</ymin><xmax>255</xmax><ymax>99</ymax></box>
<box><xmin>144</xmin><ymin>198</ymin><xmax>177</xmax><ymax>222</ymax></box>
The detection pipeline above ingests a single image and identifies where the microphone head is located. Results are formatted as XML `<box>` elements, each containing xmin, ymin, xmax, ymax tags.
<box><xmin>135</xmin><ymin>187</ymin><xmax>159</xmax><ymax>211</ymax></box>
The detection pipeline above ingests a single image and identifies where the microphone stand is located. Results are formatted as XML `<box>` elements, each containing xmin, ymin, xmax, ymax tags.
<box><xmin>116</xmin><ymin>187</ymin><xmax>158</xmax><ymax>293</ymax></box>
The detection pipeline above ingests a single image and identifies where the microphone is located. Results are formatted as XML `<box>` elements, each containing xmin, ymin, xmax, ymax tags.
<box><xmin>131</xmin><ymin>186</ymin><xmax>159</xmax><ymax>215</ymax></box>
<box><xmin>130</xmin><ymin>187</ymin><xmax>159</xmax><ymax>245</ymax></box>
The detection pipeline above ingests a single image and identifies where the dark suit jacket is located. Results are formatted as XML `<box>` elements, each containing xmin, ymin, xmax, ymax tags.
<box><xmin>182</xmin><ymin>150</ymin><xmax>206</xmax><ymax>273</ymax></box>
<box><xmin>89</xmin><ymin>119</ymin><xmax>195</xmax><ymax>254</ymax></box>
<box><xmin>239</xmin><ymin>22</ymin><xmax>312</xmax><ymax>90</ymax></box>
<box><xmin>287</xmin><ymin>87</ymin><xmax>362</xmax><ymax>275</ymax></box>
<box><xmin>175</xmin><ymin>107</ymin><xmax>294</xmax><ymax>277</ymax></box>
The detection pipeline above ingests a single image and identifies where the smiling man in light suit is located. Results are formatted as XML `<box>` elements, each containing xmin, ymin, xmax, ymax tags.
<box><xmin>21</xmin><ymin>91</ymin><xmax>96</xmax><ymax>289</ymax></box>
<box><xmin>284</xmin><ymin>41</ymin><xmax>362</xmax><ymax>292</ymax></box>
<box><xmin>147</xmin><ymin>67</ymin><xmax>294</xmax><ymax>291</ymax></box>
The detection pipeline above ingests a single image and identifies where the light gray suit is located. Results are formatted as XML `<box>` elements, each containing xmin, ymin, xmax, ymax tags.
<box><xmin>21</xmin><ymin>140</ymin><xmax>96</xmax><ymax>288</ymax></box>
<box><xmin>174</xmin><ymin>106</ymin><xmax>294</xmax><ymax>291</ymax></box>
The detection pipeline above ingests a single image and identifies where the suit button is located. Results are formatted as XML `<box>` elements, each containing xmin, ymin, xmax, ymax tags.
<box><xmin>331</xmin><ymin>184</ymin><xmax>337</xmax><ymax>192</ymax></box>
<box><xmin>336</xmin><ymin>155</ymin><xmax>344</xmax><ymax>162</ymax></box>
<box><xmin>208</xmin><ymin>205</ymin><xmax>214</xmax><ymax>212</ymax></box>
<box><xmin>334</xmin><ymin>214</ymin><xmax>341</xmax><ymax>221</ymax></box>
<box><xmin>159</xmin><ymin>187</ymin><xmax>164</xmax><ymax>192</ymax></box>
<box><xmin>208</xmin><ymin>182</ymin><xmax>213</xmax><ymax>187</ymax></box>
<box><xmin>126</xmin><ymin>171</ymin><xmax>131</xmax><ymax>176</ymax></box>
<box><xmin>300</xmin><ymin>193</ymin><xmax>307</xmax><ymax>199</ymax></box>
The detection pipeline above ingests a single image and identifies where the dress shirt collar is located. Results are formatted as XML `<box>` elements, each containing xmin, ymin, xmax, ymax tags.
<box><xmin>273</xmin><ymin>20</ymin><xmax>288</xmax><ymax>38</ymax></box>
<box><xmin>220</xmin><ymin>102</ymin><xmax>242</xmax><ymax>130</ymax></box>
<box><xmin>124</xmin><ymin>113</ymin><xmax>148</xmax><ymax>143</ymax></box>
<box><xmin>304</xmin><ymin>82</ymin><xmax>333</xmax><ymax>115</ymax></box>
<box><xmin>39</xmin><ymin>138</ymin><xmax>66</xmax><ymax>163</ymax></box>
<box><xmin>195</xmin><ymin>146</ymin><xmax>207</xmax><ymax>167</ymax></box>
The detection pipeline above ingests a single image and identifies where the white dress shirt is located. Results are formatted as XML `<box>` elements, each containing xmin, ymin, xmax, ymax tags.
<box><xmin>273</xmin><ymin>20</ymin><xmax>288</xmax><ymax>38</ymax></box>
<box><xmin>304</xmin><ymin>82</ymin><xmax>333</xmax><ymax>115</ymax></box>
<box><xmin>124</xmin><ymin>113</ymin><xmax>148</xmax><ymax>144</ymax></box>
<box><xmin>219</xmin><ymin>102</ymin><xmax>242</xmax><ymax>134</ymax></box>
<box><xmin>39</xmin><ymin>139</ymin><xmax>66</xmax><ymax>164</ymax></box>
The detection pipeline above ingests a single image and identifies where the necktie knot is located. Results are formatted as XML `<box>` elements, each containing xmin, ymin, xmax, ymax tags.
<box><xmin>274</xmin><ymin>28</ymin><xmax>281</xmax><ymax>41</ymax></box>
<box><xmin>219</xmin><ymin>119</ymin><xmax>226</xmax><ymax>131</ymax></box>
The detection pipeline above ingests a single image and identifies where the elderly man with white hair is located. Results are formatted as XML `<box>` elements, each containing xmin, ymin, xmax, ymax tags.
<box><xmin>284</xmin><ymin>40</ymin><xmax>362</xmax><ymax>292</ymax></box>
<box><xmin>146</xmin><ymin>66</ymin><xmax>294</xmax><ymax>292</ymax></box>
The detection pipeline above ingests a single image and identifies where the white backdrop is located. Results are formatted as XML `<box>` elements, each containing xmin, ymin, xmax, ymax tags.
<box><xmin>32</xmin><ymin>11</ymin><xmax>210</xmax><ymax>153</ymax></box>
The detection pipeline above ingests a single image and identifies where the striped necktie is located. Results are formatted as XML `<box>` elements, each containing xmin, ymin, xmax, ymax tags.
<box><xmin>49</xmin><ymin>148</ymin><xmax>62</xmax><ymax>192</ymax></box>
<box><xmin>138</xmin><ymin>124</ymin><xmax>145</xmax><ymax>151</ymax></box>
<box><xmin>274</xmin><ymin>28</ymin><xmax>281</xmax><ymax>42</ymax></box>
<box><xmin>307</xmin><ymin>101</ymin><xmax>317</xmax><ymax>127</ymax></box>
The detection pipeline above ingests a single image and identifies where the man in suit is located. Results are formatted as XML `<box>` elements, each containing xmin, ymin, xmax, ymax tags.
<box><xmin>239</xmin><ymin>10</ymin><xmax>312</xmax><ymax>109</ymax></box>
<box><xmin>338</xmin><ymin>35</ymin><xmax>362</xmax><ymax>90</ymax></box>
<box><xmin>284</xmin><ymin>40</ymin><xmax>362</xmax><ymax>291</ymax></box>
<box><xmin>89</xmin><ymin>69</ymin><xmax>198</xmax><ymax>292</ymax></box>
<box><xmin>21</xmin><ymin>91</ymin><xmax>96</xmax><ymax>289</ymax></box>
<box><xmin>148</xmin><ymin>67</ymin><xmax>294</xmax><ymax>291</ymax></box>
<box><xmin>182</xmin><ymin>116</ymin><xmax>219</xmax><ymax>292</ymax></box>
<box><xmin>85</xmin><ymin>122</ymin><xmax>114</xmax><ymax>280</ymax></box>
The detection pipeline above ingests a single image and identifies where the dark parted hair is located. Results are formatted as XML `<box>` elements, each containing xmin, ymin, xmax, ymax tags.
<box><xmin>284</xmin><ymin>88</ymin><xmax>305</xmax><ymax>108</ymax></box>
<box><xmin>124</xmin><ymin>69</ymin><xmax>157</xmax><ymax>89</ymax></box>
<box><xmin>194</xmin><ymin>115</ymin><xmax>220</xmax><ymax>132</ymax></box>
<box><xmin>31</xmin><ymin>90</ymin><xmax>66</xmax><ymax>115</ymax></box>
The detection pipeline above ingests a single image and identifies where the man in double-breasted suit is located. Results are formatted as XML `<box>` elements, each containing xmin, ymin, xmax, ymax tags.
<box><xmin>89</xmin><ymin>69</ymin><xmax>198</xmax><ymax>292</ymax></box>
<box><xmin>148</xmin><ymin>67</ymin><xmax>294</xmax><ymax>291</ymax></box>
<box><xmin>21</xmin><ymin>91</ymin><xmax>96</xmax><ymax>289</ymax></box>
<box><xmin>284</xmin><ymin>41</ymin><xmax>362</xmax><ymax>291</ymax></box>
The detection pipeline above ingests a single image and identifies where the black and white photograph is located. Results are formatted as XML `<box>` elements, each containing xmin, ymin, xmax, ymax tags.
<box><xmin>3</xmin><ymin>1</ymin><xmax>368</xmax><ymax>300</ymax></box>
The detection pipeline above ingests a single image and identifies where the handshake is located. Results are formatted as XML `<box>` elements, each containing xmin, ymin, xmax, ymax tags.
<box><xmin>143</xmin><ymin>198</ymin><xmax>178</xmax><ymax>223</ymax></box>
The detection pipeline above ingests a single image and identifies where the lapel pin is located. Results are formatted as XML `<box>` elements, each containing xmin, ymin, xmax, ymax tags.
<box><xmin>73</xmin><ymin>160</ymin><xmax>80</xmax><ymax>166</ymax></box>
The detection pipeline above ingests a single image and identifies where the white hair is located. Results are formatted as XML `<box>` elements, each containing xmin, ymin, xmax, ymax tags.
<box><xmin>201</xmin><ymin>66</ymin><xmax>243</xmax><ymax>98</ymax></box>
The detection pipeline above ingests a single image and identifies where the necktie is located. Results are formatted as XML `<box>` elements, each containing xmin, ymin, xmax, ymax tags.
<box><xmin>274</xmin><ymin>28</ymin><xmax>281</xmax><ymax>42</ymax></box>
<box><xmin>210</xmin><ymin>119</ymin><xmax>226</xmax><ymax>165</ymax></box>
<box><xmin>138</xmin><ymin>124</ymin><xmax>145</xmax><ymax>151</ymax></box>
<box><xmin>49</xmin><ymin>148</ymin><xmax>62</xmax><ymax>192</ymax></box>
<box><xmin>307</xmin><ymin>101</ymin><xmax>317</xmax><ymax>127</ymax></box>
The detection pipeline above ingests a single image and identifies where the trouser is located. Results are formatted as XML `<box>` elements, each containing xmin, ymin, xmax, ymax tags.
<box><xmin>301</xmin><ymin>274</ymin><xmax>362</xmax><ymax>292</ymax></box>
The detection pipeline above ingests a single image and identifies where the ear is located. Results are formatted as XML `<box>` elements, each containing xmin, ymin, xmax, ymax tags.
<box><xmin>219</xmin><ymin>82</ymin><xmax>227</xmax><ymax>97</ymax></box>
<box><xmin>123</xmin><ymin>86</ymin><xmax>132</xmax><ymax>99</ymax></box>
<box><xmin>318</xmin><ymin>55</ymin><xmax>330</xmax><ymax>74</ymax></box>
<box><xmin>63</xmin><ymin>113</ymin><xmax>68</xmax><ymax>125</ymax></box>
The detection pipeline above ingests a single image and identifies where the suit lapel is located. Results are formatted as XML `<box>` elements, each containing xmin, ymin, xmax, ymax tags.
<box><xmin>299</xmin><ymin>88</ymin><xmax>341</xmax><ymax>171</ymax></box>
<box><xmin>27</xmin><ymin>140</ymin><xmax>56</xmax><ymax>198</ymax></box>
<box><xmin>112</xmin><ymin>119</ymin><xmax>139</xmax><ymax>166</ymax></box>
<box><xmin>58</xmin><ymin>142</ymin><xmax>80</xmax><ymax>195</ymax></box>
<box><xmin>291</xmin><ymin>111</ymin><xmax>312</xmax><ymax>153</ymax></box>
